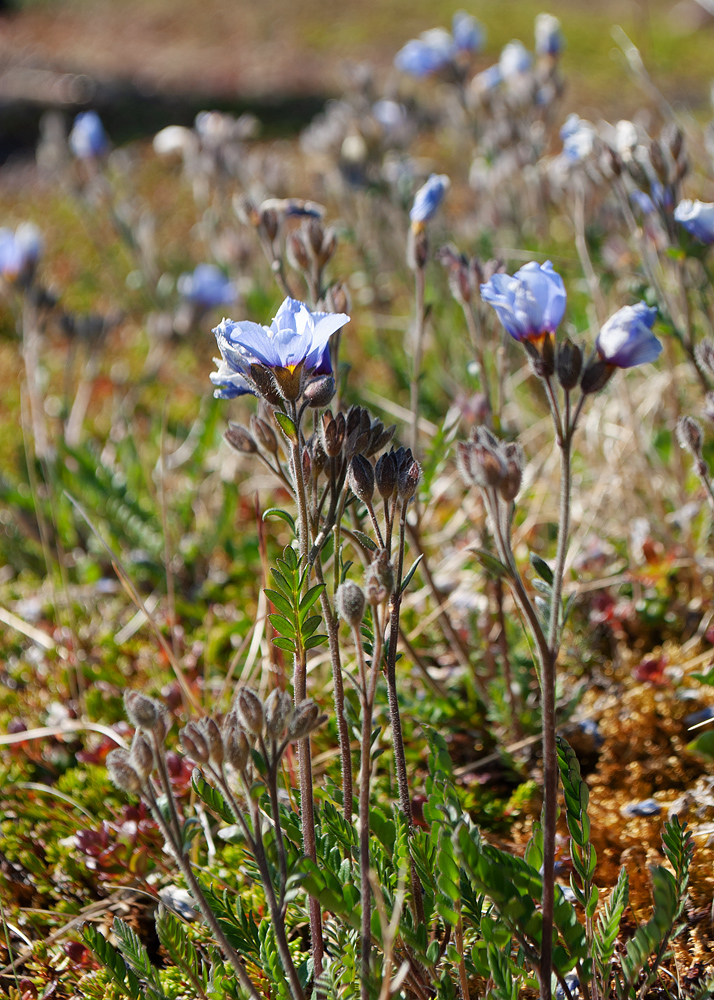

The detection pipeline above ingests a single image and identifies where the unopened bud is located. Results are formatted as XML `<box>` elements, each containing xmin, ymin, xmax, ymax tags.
<box><xmin>250</xmin><ymin>415</ymin><xmax>279</xmax><ymax>455</ymax></box>
<box><xmin>225</xmin><ymin>423</ymin><xmax>258</xmax><ymax>454</ymax></box>
<box><xmin>304</xmin><ymin>375</ymin><xmax>335</xmax><ymax>408</ymax></box>
<box><xmin>364</xmin><ymin>549</ymin><xmax>394</xmax><ymax>605</ymax></box>
<box><xmin>375</xmin><ymin>452</ymin><xmax>398</xmax><ymax>500</ymax></box>
<box><xmin>649</xmin><ymin>140</ymin><xmax>668</xmax><ymax>185</ymax></box>
<box><xmin>130</xmin><ymin>732</ymin><xmax>154</xmax><ymax>780</ymax></box>
<box><xmin>249</xmin><ymin>364</ymin><xmax>283</xmax><ymax>406</ymax></box>
<box><xmin>200</xmin><ymin>717</ymin><xmax>225</xmax><ymax>766</ymax></box>
<box><xmin>677</xmin><ymin>415</ymin><xmax>704</xmax><ymax>458</ymax></box>
<box><xmin>180</xmin><ymin>722</ymin><xmax>210</xmax><ymax>764</ymax></box>
<box><xmin>556</xmin><ymin>339</ymin><xmax>583</xmax><ymax>390</ymax></box>
<box><xmin>499</xmin><ymin>442</ymin><xmax>524</xmax><ymax>502</ymax></box>
<box><xmin>224</xmin><ymin>725</ymin><xmax>251</xmax><ymax>771</ymax></box>
<box><xmin>107</xmin><ymin>749</ymin><xmax>143</xmax><ymax>794</ymax></box>
<box><xmin>322</xmin><ymin>411</ymin><xmax>345</xmax><ymax>457</ymax></box>
<box><xmin>397</xmin><ymin>459</ymin><xmax>421</xmax><ymax>504</ymax></box>
<box><xmin>336</xmin><ymin>581</ymin><xmax>366</xmax><ymax>627</ymax></box>
<box><xmin>349</xmin><ymin>454</ymin><xmax>375</xmax><ymax>503</ymax></box>
<box><xmin>259</xmin><ymin>207</ymin><xmax>279</xmax><ymax>243</ymax></box>
<box><xmin>325</xmin><ymin>281</ymin><xmax>351</xmax><ymax>315</ymax></box>
<box><xmin>696</xmin><ymin>340</ymin><xmax>714</xmax><ymax>377</ymax></box>
<box><xmin>287</xmin><ymin>700</ymin><xmax>325</xmax><ymax>741</ymax></box>
<box><xmin>264</xmin><ymin>689</ymin><xmax>294</xmax><ymax>739</ymax></box>
<box><xmin>124</xmin><ymin>691</ymin><xmax>161</xmax><ymax>732</ymax></box>
<box><xmin>237</xmin><ymin>688</ymin><xmax>264</xmax><ymax>736</ymax></box>
<box><xmin>287</xmin><ymin>233</ymin><xmax>310</xmax><ymax>272</ymax></box>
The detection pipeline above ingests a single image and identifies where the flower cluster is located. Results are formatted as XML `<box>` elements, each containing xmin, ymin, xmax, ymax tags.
<box><xmin>394</xmin><ymin>11</ymin><xmax>485</xmax><ymax>77</ymax></box>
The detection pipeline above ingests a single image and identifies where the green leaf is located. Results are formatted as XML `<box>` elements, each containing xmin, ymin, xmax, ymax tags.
<box><xmin>300</xmin><ymin>615</ymin><xmax>322</xmax><ymax>638</ymax></box>
<box><xmin>264</xmin><ymin>588</ymin><xmax>295</xmax><ymax>618</ymax></box>
<box><xmin>269</xmin><ymin>614</ymin><xmax>297</xmax><ymax>638</ymax></box>
<box><xmin>82</xmin><ymin>923</ymin><xmax>143</xmax><ymax>999</ymax></box>
<box><xmin>192</xmin><ymin>770</ymin><xmax>235</xmax><ymax>825</ymax></box>
<box><xmin>274</xmin><ymin>411</ymin><xmax>297</xmax><ymax>442</ymax></box>
<box><xmin>351</xmin><ymin>530</ymin><xmax>378</xmax><ymax>552</ymax></box>
<box><xmin>155</xmin><ymin>905</ymin><xmax>206</xmax><ymax>995</ymax></box>
<box><xmin>530</xmin><ymin>553</ymin><xmax>553</xmax><ymax>586</ymax></box>
<box><xmin>400</xmin><ymin>553</ymin><xmax>424</xmax><ymax>595</ymax></box>
<box><xmin>113</xmin><ymin>917</ymin><xmax>167</xmax><ymax>998</ymax></box>
<box><xmin>692</xmin><ymin>667</ymin><xmax>714</xmax><ymax>686</ymax></box>
<box><xmin>687</xmin><ymin>729</ymin><xmax>714</xmax><ymax>760</ymax></box>
<box><xmin>263</xmin><ymin>508</ymin><xmax>296</xmax><ymax>534</ymax></box>
<box><xmin>272</xmin><ymin>636</ymin><xmax>297</xmax><ymax>653</ymax></box>
<box><xmin>304</xmin><ymin>634</ymin><xmax>328</xmax><ymax>649</ymax></box>
<box><xmin>299</xmin><ymin>584</ymin><xmax>325</xmax><ymax>614</ymax></box>
<box><xmin>473</xmin><ymin>548</ymin><xmax>512</xmax><ymax>579</ymax></box>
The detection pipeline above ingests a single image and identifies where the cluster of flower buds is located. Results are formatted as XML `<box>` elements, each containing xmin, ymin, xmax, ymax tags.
<box><xmin>304</xmin><ymin>405</ymin><xmax>396</xmax><ymax>483</ymax></box>
<box><xmin>286</xmin><ymin>217</ymin><xmax>337</xmax><ymax>277</ymax></box>
<box><xmin>457</xmin><ymin>426</ymin><xmax>525</xmax><ymax>502</ymax></box>
<box><xmin>234</xmin><ymin>195</ymin><xmax>326</xmax><ymax>254</ymax></box>
<box><xmin>106</xmin><ymin>692</ymin><xmax>171</xmax><ymax>794</ymax></box>
<box><xmin>677</xmin><ymin>415</ymin><xmax>709</xmax><ymax>483</ymax></box>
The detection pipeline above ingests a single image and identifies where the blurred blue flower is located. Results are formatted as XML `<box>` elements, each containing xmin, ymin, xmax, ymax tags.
<box><xmin>472</xmin><ymin>64</ymin><xmax>503</xmax><ymax>93</ymax></box>
<box><xmin>211</xmin><ymin>297</ymin><xmax>349</xmax><ymax>400</ymax></box>
<box><xmin>410</xmin><ymin>173</ymin><xmax>450</xmax><ymax>227</ymax></box>
<box><xmin>560</xmin><ymin>114</ymin><xmax>595</xmax><ymax>161</ymax></box>
<box><xmin>674</xmin><ymin>199</ymin><xmax>714</xmax><ymax>244</ymax></box>
<box><xmin>481</xmin><ymin>260</ymin><xmax>566</xmax><ymax>343</ymax></box>
<box><xmin>630</xmin><ymin>190</ymin><xmax>656</xmax><ymax>215</ymax></box>
<box><xmin>0</xmin><ymin>222</ymin><xmax>43</xmax><ymax>281</ymax></box>
<box><xmin>69</xmin><ymin>111</ymin><xmax>109</xmax><ymax>159</ymax></box>
<box><xmin>394</xmin><ymin>28</ymin><xmax>454</xmax><ymax>77</ymax></box>
<box><xmin>499</xmin><ymin>41</ymin><xmax>532</xmax><ymax>80</ymax></box>
<box><xmin>452</xmin><ymin>11</ymin><xmax>485</xmax><ymax>53</ymax></box>
<box><xmin>372</xmin><ymin>100</ymin><xmax>409</xmax><ymax>134</ymax></box>
<box><xmin>178</xmin><ymin>264</ymin><xmax>238</xmax><ymax>309</ymax></box>
<box><xmin>535</xmin><ymin>13</ymin><xmax>563</xmax><ymax>56</ymax></box>
<box><xmin>622</xmin><ymin>798</ymin><xmax>661</xmax><ymax>818</ymax></box>
<box><xmin>596</xmin><ymin>303</ymin><xmax>662</xmax><ymax>368</ymax></box>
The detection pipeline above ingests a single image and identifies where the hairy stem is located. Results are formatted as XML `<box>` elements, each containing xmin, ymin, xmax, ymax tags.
<box><xmin>409</xmin><ymin>265</ymin><xmax>426</xmax><ymax>455</ymax></box>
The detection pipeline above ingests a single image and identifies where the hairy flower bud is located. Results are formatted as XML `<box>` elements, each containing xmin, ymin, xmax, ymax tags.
<box><xmin>130</xmin><ymin>732</ymin><xmax>154</xmax><ymax>780</ymax></box>
<box><xmin>304</xmin><ymin>375</ymin><xmax>335</xmax><ymax>408</ymax></box>
<box><xmin>364</xmin><ymin>549</ymin><xmax>394</xmax><ymax>605</ymax></box>
<box><xmin>264</xmin><ymin>689</ymin><xmax>294</xmax><ymax>739</ymax></box>
<box><xmin>500</xmin><ymin>442</ymin><xmax>524</xmax><ymax>502</ymax></box>
<box><xmin>336</xmin><ymin>581</ymin><xmax>366</xmax><ymax>627</ymax></box>
<box><xmin>259</xmin><ymin>207</ymin><xmax>279</xmax><ymax>243</ymax></box>
<box><xmin>224</xmin><ymin>724</ymin><xmax>251</xmax><ymax>772</ymax></box>
<box><xmin>107</xmin><ymin>748</ymin><xmax>143</xmax><ymax>794</ymax></box>
<box><xmin>407</xmin><ymin>227</ymin><xmax>429</xmax><ymax>271</ymax></box>
<box><xmin>249</xmin><ymin>364</ymin><xmax>283</xmax><ymax>406</ymax></box>
<box><xmin>696</xmin><ymin>339</ymin><xmax>714</xmax><ymax>377</ymax></box>
<box><xmin>375</xmin><ymin>452</ymin><xmax>398</xmax><ymax>500</ymax></box>
<box><xmin>556</xmin><ymin>339</ymin><xmax>583</xmax><ymax>390</ymax></box>
<box><xmin>200</xmin><ymin>717</ymin><xmax>225</xmax><ymax>766</ymax></box>
<box><xmin>287</xmin><ymin>232</ymin><xmax>310</xmax><ymax>273</ymax></box>
<box><xmin>322</xmin><ymin>410</ymin><xmax>346</xmax><ymax>457</ymax></box>
<box><xmin>237</xmin><ymin>688</ymin><xmax>264</xmax><ymax>736</ymax></box>
<box><xmin>677</xmin><ymin>415</ymin><xmax>704</xmax><ymax>458</ymax></box>
<box><xmin>397</xmin><ymin>458</ymin><xmax>421</xmax><ymax>505</ymax></box>
<box><xmin>326</xmin><ymin>281</ymin><xmax>351</xmax><ymax>316</ymax></box>
<box><xmin>348</xmin><ymin>454</ymin><xmax>375</xmax><ymax>503</ymax></box>
<box><xmin>124</xmin><ymin>691</ymin><xmax>162</xmax><ymax>732</ymax></box>
<box><xmin>180</xmin><ymin>722</ymin><xmax>210</xmax><ymax>764</ymax></box>
<box><xmin>287</xmin><ymin>700</ymin><xmax>325</xmax><ymax>741</ymax></box>
<box><xmin>250</xmin><ymin>415</ymin><xmax>279</xmax><ymax>455</ymax></box>
<box><xmin>225</xmin><ymin>423</ymin><xmax>258</xmax><ymax>454</ymax></box>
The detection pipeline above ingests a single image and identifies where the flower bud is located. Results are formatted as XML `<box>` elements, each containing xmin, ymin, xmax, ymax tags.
<box><xmin>237</xmin><ymin>688</ymin><xmax>264</xmax><ymax>736</ymax></box>
<box><xmin>130</xmin><ymin>732</ymin><xmax>154</xmax><ymax>780</ymax></box>
<box><xmin>500</xmin><ymin>442</ymin><xmax>524</xmax><ymax>502</ymax></box>
<box><xmin>348</xmin><ymin>454</ymin><xmax>375</xmax><ymax>503</ymax></box>
<box><xmin>124</xmin><ymin>691</ymin><xmax>162</xmax><ymax>732</ymax></box>
<box><xmin>375</xmin><ymin>452</ymin><xmax>398</xmax><ymax>500</ymax></box>
<box><xmin>224</xmin><ymin>724</ymin><xmax>251</xmax><ymax>772</ymax></box>
<box><xmin>249</xmin><ymin>364</ymin><xmax>283</xmax><ymax>406</ymax></box>
<box><xmin>259</xmin><ymin>207</ymin><xmax>279</xmax><ymax>243</ymax></box>
<box><xmin>325</xmin><ymin>281</ymin><xmax>351</xmax><ymax>316</ymax></box>
<box><xmin>704</xmin><ymin>392</ymin><xmax>714</xmax><ymax>423</ymax></box>
<box><xmin>225</xmin><ymin>423</ymin><xmax>258</xmax><ymax>454</ymax></box>
<box><xmin>287</xmin><ymin>700</ymin><xmax>325</xmax><ymax>741</ymax></box>
<box><xmin>407</xmin><ymin>227</ymin><xmax>429</xmax><ymax>271</ymax></box>
<box><xmin>580</xmin><ymin>358</ymin><xmax>614</xmax><ymax>395</ymax></box>
<box><xmin>556</xmin><ymin>339</ymin><xmax>583</xmax><ymax>391</ymax></box>
<box><xmin>264</xmin><ymin>689</ymin><xmax>294</xmax><ymax>739</ymax></box>
<box><xmin>322</xmin><ymin>410</ymin><xmax>346</xmax><ymax>457</ymax></box>
<box><xmin>364</xmin><ymin>549</ymin><xmax>394</xmax><ymax>605</ymax></box>
<box><xmin>287</xmin><ymin>232</ymin><xmax>310</xmax><ymax>273</ymax></box>
<box><xmin>648</xmin><ymin>140</ymin><xmax>668</xmax><ymax>185</ymax></box>
<box><xmin>677</xmin><ymin>415</ymin><xmax>704</xmax><ymax>458</ymax></box>
<box><xmin>397</xmin><ymin>458</ymin><xmax>421</xmax><ymax>505</ymax></box>
<box><xmin>199</xmin><ymin>717</ymin><xmax>225</xmax><ymax>767</ymax></box>
<box><xmin>250</xmin><ymin>415</ymin><xmax>279</xmax><ymax>455</ymax></box>
<box><xmin>304</xmin><ymin>375</ymin><xmax>335</xmax><ymax>408</ymax></box>
<box><xmin>336</xmin><ymin>581</ymin><xmax>366</xmax><ymax>627</ymax></box>
<box><xmin>180</xmin><ymin>722</ymin><xmax>210</xmax><ymax>764</ymax></box>
<box><xmin>107</xmin><ymin>749</ymin><xmax>143</xmax><ymax>794</ymax></box>
<box><xmin>696</xmin><ymin>339</ymin><xmax>714</xmax><ymax>377</ymax></box>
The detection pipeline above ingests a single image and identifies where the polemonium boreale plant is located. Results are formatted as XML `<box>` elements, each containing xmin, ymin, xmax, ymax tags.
<box><xmin>535</xmin><ymin>12</ymin><xmax>563</xmax><ymax>57</ymax></box>
<box><xmin>674</xmin><ymin>198</ymin><xmax>714</xmax><ymax>244</ymax></box>
<box><xmin>69</xmin><ymin>110</ymin><xmax>109</xmax><ymax>160</ymax></box>
<box><xmin>468</xmin><ymin>260</ymin><xmax>663</xmax><ymax>1000</ymax></box>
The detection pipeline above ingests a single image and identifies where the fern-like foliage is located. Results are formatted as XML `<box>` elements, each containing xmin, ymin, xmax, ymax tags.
<box><xmin>264</xmin><ymin>544</ymin><xmax>327</xmax><ymax>655</ymax></box>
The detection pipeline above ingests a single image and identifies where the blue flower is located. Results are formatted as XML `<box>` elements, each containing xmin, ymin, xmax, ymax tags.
<box><xmin>178</xmin><ymin>264</ymin><xmax>238</xmax><ymax>309</ymax></box>
<box><xmin>560</xmin><ymin>114</ymin><xmax>595</xmax><ymax>161</ymax></box>
<box><xmin>499</xmin><ymin>41</ymin><xmax>532</xmax><ymax>80</ymax></box>
<box><xmin>535</xmin><ymin>13</ymin><xmax>563</xmax><ymax>56</ymax></box>
<box><xmin>69</xmin><ymin>111</ymin><xmax>109</xmax><ymax>159</ymax></box>
<box><xmin>410</xmin><ymin>174</ymin><xmax>450</xmax><ymax>227</ymax></box>
<box><xmin>630</xmin><ymin>190</ymin><xmax>656</xmax><ymax>215</ymax></box>
<box><xmin>0</xmin><ymin>222</ymin><xmax>43</xmax><ymax>281</ymax></box>
<box><xmin>596</xmin><ymin>303</ymin><xmax>662</xmax><ymax>368</ymax></box>
<box><xmin>674</xmin><ymin>199</ymin><xmax>714</xmax><ymax>244</ymax></box>
<box><xmin>394</xmin><ymin>28</ymin><xmax>454</xmax><ymax>77</ymax></box>
<box><xmin>452</xmin><ymin>11</ymin><xmax>485</xmax><ymax>53</ymax></box>
<box><xmin>472</xmin><ymin>64</ymin><xmax>503</xmax><ymax>93</ymax></box>
<box><xmin>480</xmin><ymin>261</ymin><xmax>566</xmax><ymax>343</ymax></box>
<box><xmin>211</xmin><ymin>296</ymin><xmax>350</xmax><ymax>400</ymax></box>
